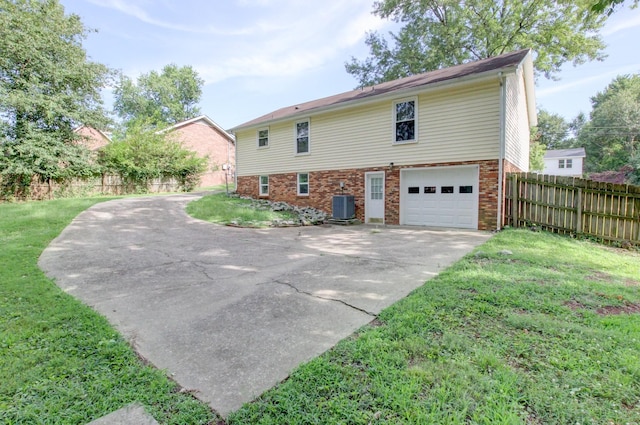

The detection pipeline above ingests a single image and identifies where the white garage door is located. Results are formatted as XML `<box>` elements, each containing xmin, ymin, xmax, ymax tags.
<box><xmin>400</xmin><ymin>166</ymin><xmax>479</xmax><ymax>229</ymax></box>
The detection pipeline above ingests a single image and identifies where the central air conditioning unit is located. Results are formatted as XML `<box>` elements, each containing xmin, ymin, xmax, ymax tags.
<box><xmin>332</xmin><ymin>195</ymin><xmax>355</xmax><ymax>219</ymax></box>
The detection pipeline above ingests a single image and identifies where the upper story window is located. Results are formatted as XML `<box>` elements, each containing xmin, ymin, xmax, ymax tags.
<box><xmin>394</xmin><ymin>98</ymin><xmax>416</xmax><ymax>143</ymax></box>
<box><xmin>257</xmin><ymin>128</ymin><xmax>269</xmax><ymax>148</ymax></box>
<box><xmin>295</xmin><ymin>119</ymin><xmax>310</xmax><ymax>154</ymax></box>
<box><xmin>559</xmin><ymin>159</ymin><xmax>572</xmax><ymax>169</ymax></box>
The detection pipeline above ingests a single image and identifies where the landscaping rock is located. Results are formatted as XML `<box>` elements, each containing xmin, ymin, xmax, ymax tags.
<box><xmin>239</xmin><ymin>196</ymin><xmax>328</xmax><ymax>226</ymax></box>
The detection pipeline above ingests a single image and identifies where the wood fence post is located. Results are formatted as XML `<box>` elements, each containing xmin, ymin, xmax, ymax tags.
<box><xmin>575</xmin><ymin>187</ymin><xmax>582</xmax><ymax>235</ymax></box>
<box><xmin>511</xmin><ymin>173</ymin><xmax>519</xmax><ymax>227</ymax></box>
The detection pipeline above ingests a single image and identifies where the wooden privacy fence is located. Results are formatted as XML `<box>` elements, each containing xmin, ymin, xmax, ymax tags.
<box><xmin>505</xmin><ymin>173</ymin><xmax>640</xmax><ymax>246</ymax></box>
<box><xmin>3</xmin><ymin>174</ymin><xmax>184</xmax><ymax>201</ymax></box>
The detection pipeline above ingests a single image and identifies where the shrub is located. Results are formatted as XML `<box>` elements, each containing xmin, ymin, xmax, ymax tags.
<box><xmin>99</xmin><ymin>121</ymin><xmax>207</xmax><ymax>191</ymax></box>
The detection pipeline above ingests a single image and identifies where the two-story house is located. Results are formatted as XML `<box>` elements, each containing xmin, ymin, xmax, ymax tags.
<box><xmin>230</xmin><ymin>49</ymin><xmax>536</xmax><ymax>230</ymax></box>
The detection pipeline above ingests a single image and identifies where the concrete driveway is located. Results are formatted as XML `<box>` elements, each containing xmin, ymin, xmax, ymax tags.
<box><xmin>39</xmin><ymin>193</ymin><xmax>490</xmax><ymax>417</ymax></box>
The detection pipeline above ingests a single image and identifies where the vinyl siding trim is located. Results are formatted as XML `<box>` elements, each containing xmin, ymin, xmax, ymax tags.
<box><xmin>236</xmin><ymin>81</ymin><xmax>503</xmax><ymax>177</ymax></box>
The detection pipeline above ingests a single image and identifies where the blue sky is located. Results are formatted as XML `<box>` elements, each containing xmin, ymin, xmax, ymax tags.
<box><xmin>60</xmin><ymin>1</ymin><xmax>640</xmax><ymax>130</ymax></box>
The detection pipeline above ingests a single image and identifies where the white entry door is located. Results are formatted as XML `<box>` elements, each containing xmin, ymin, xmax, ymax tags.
<box><xmin>365</xmin><ymin>172</ymin><xmax>385</xmax><ymax>223</ymax></box>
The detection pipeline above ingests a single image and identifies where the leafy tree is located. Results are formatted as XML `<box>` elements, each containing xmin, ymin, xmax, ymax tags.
<box><xmin>113</xmin><ymin>64</ymin><xmax>203</xmax><ymax>128</ymax></box>
<box><xmin>534</xmin><ymin>109</ymin><xmax>572</xmax><ymax>149</ymax></box>
<box><xmin>99</xmin><ymin>120</ymin><xmax>207</xmax><ymax>191</ymax></box>
<box><xmin>0</xmin><ymin>0</ymin><xmax>112</xmax><ymax>195</ymax></box>
<box><xmin>576</xmin><ymin>74</ymin><xmax>640</xmax><ymax>174</ymax></box>
<box><xmin>591</xmin><ymin>0</ymin><xmax>638</xmax><ymax>15</ymax></box>
<box><xmin>346</xmin><ymin>0</ymin><xmax>610</xmax><ymax>86</ymax></box>
<box><xmin>529</xmin><ymin>139</ymin><xmax>546</xmax><ymax>172</ymax></box>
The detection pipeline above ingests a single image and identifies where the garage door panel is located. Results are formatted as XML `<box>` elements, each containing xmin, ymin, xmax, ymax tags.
<box><xmin>401</xmin><ymin>167</ymin><xmax>479</xmax><ymax>229</ymax></box>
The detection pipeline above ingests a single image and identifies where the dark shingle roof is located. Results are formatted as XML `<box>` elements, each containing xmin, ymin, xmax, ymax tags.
<box><xmin>231</xmin><ymin>49</ymin><xmax>532</xmax><ymax>131</ymax></box>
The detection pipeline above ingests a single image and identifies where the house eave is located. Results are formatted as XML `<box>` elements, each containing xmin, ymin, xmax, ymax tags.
<box><xmin>160</xmin><ymin>115</ymin><xmax>235</xmax><ymax>143</ymax></box>
<box><xmin>230</xmin><ymin>65</ymin><xmax>524</xmax><ymax>134</ymax></box>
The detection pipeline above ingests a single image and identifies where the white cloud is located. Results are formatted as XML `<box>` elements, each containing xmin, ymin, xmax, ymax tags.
<box><xmin>537</xmin><ymin>64</ymin><xmax>640</xmax><ymax>97</ymax></box>
<box><xmin>87</xmin><ymin>0</ymin><xmax>288</xmax><ymax>35</ymax></box>
<box><xmin>83</xmin><ymin>0</ymin><xmax>390</xmax><ymax>89</ymax></box>
<box><xmin>602</xmin><ymin>7</ymin><xmax>640</xmax><ymax>36</ymax></box>
<box><xmin>195</xmin><ymin>1</ymin><xmax>388</xmax><ymax>84</ymax></box>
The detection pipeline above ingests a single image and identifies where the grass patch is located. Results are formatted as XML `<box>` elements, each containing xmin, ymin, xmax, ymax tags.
<box><xmin>187</xmin><ymin>192</ymin><xmax>297</xmax><ymax>227</ymax></box>
<box><xmin>228</xmin><ymin>229</ymin><xmax>640</xmax><ymax>424</ymax></box>
<box><xmin>4</xmin><ymin>195</ymin><xmax>639</xmax><ymax>424</ymax></box>
<box><xmin>0</xmin><ymin>198</ymin><xmax>216</xmax><ymax>424</ymax></box>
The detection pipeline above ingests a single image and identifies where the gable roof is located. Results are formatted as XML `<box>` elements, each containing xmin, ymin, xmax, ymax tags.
<box><xmin>162</xmin><ymin>115</ymin><xmax>235</xmax><ymax>143</ymax></box>
<box><xmin>73</xmin><ymin>125</ymin><xmax>112</xmax><ymax>143</ymax></box>
<box><xmin>231</xmin><ymin>49</ymin><xmax>534</xmax><ymax>132</ymax></box>
<box><xmin>544</xmin><ymin>148</ymin><xmax>586</xmax><ymax>159</ymax></box>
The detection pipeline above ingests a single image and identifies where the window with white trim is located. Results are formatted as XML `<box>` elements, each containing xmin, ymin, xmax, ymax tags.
<box><xmin>566</xmin><ymin>159</ymin><xmax>573</xmax><ymax>168</ymax></box>
<box><xmin>559</xmin><ymin>159</ymin><xmax>566</xmax><ymax>168</ymax></box>
<box><xmin>259</xmin><ymin>175</ymin><xmax>269</xmax><ymax>196</ymax></box>
<box><xmin>257</xmin><ymin>128</ymin><xmax>269</xmax><ymax>148</ymax></box>
<box><xmin>297</xmin><ymin>173</ymin><xmax>309</xmax><ymax>195</ymax></box>
<box><xmin>394</xmin><ymin>98</ymin><xmax>416</xmax><ymax>143</ymax></box>
<box><xmin>295</xmin><ymin>120</ymin><xmax>310</xmax><ymax>154</ymax></box>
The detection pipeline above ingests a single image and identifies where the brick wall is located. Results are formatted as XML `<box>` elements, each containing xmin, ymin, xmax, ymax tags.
<box><xmin>173</xmin><ymin>121</ymin><xmax>235</xmax><ymax>187</ymax></box>
<box><xmin>74</xmin><ymin>126</ymin><xmax>110</xmax><ymax>151</ymax></box>
<box><xmin>238</xmin><ymin>159</ymin><xmax>505</xmax><ymax>230</ymax></box>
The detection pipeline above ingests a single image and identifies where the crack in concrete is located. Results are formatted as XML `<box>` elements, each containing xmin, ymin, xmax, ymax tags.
<box><xmin>190</xmin><ymin>261</ymin><xmax>219</xmax><ymax>282</ymax></box>
<box><xmin>272</xmin><ymin>279</ymin><xmax>377</xmax><ymax>317</ymax></box>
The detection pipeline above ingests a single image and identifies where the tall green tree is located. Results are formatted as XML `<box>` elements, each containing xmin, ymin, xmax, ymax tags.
<box><xmin>534</xmin><ymin>109</ymin><xmax>572</xmax><ymax>149</ymax></box>
<box><xmin>591</xmin><ymin>0</ymin><xmax>638</xmax><ymax>15</ymax></box>
<box><xmin>576</xmin><ymin>74</ymin><xmax>640</xmax><ymax>174</ymax></box>
<box><xmin>113</xmin><ymin>64</ymin><xmax>203</xmax><ymax>128</ymax></box>
<box><xmin>0</xmin><ymin>0</ymin><xmax>112</xmax><ymax>193</ymax></box>
<box><xmin>346</xmin><ymin>0</ymin><xmax>609</xmax><ymax>86</ymax></box>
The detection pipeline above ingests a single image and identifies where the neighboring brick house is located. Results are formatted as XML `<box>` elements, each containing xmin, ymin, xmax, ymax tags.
<box><xmin>73</xmin><ymin>125</ymin><xmax>111</xmax><ymax>151</ymax></box>
<box><xmin>163</xmin><ymin>115</ymin><xmax>236</xmax><ymax>187</ymax></box>
<box><xmin>543</xmin><ymin>148</ymin><xmax>586</xmax><ymax>177</ymax></box>
<box><xmin>230</xmin><ymin>50</ymin><xmax>536</xmax><ymax>230</ymax></box>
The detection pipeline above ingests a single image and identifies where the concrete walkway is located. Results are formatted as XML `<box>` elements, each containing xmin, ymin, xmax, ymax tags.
<box><xmin>39</xmin><ymin>193</ymin><xmax>490</xmax><ymax>419</ymax></box>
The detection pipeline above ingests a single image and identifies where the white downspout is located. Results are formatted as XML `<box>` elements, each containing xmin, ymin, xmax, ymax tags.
<box><xmin>497</xmin><ymin>71</ymin><xmax>506</xmax><ymax>230</ymax></box>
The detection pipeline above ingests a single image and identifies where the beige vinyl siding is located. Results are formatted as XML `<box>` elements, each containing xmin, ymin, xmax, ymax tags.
<box><xmin>237</xmin><ymin>80</ymin><xmax>502</xmax><ymax>176</ymax></box>
<box><xmin>504</xmin><ymin>71</ymin><xmax>531</xmax><ymax>171</ymax></box>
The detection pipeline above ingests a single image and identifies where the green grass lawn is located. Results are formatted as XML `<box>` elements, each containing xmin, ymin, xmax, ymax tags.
<box><xmin>187</xmin><ymin>192</ymin><xmax>298</xmax><ymax>227</ymax></box>
<box><xmin>0</xmin><ymin>198</ymin><xmax>216</xmax><ymax>425</ymax></box>
<box><xmin>228</xmin><ymin>229</ymin><xmax>640</xmax><ymax>424</ymax></box>
<box><xmin>2</xmin><ymin>195</ymin><xmax>639</xmax><ymax>424</ymax></box>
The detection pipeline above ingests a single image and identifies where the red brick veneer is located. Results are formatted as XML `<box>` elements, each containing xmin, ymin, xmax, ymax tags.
<box><xmin>237</xmin><ymin>159</ymin><xmax>520</xmax><ymax>230</ymax></box>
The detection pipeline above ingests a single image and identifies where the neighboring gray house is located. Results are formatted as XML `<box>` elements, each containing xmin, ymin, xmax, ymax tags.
<box><xmin>543</xmin><ymin>148</ymin><xmax>586</xmax><ymax>177</ymax></box>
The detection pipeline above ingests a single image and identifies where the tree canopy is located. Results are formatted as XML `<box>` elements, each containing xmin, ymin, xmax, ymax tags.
<box><xmin>113</xmin><ymin>64</ymin><xmax>204</xmax><ymax>128</ymax></box>
<box><xmin>0</xmin><ymin>0</ymin><xmax>112</xmax><ymax>191</ymax></box>
<box><xmin>534</xmin><ymin>109</ymin><xmax>573</xmax><ymax>150</ymax></box>
<box><xmin>346</xmin><ymin>0</ymin><xmax>610</xmax><ymax>87</ymax></box>
<box><xmin>575</xmin><ymin>74</ymin><xmax>640</xmax><ymax>176</ymax></box>
<box><xmin>591</xmin><ymin>0</ymin><xmax>638</xmax><ymax>15</ymax></box>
